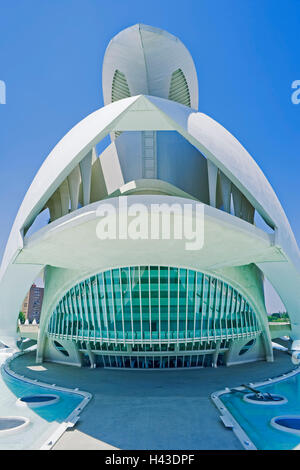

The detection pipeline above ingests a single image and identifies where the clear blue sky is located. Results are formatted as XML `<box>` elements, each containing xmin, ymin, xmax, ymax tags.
<box><xmin>0</xmin><ymin>0</ymin><xmax>299</xmax><ymax>310</ymax></box>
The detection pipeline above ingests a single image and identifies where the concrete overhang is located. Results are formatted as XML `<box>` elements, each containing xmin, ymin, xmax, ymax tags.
<box><xmin>15</xmin><ymin>196</ymin><xmax>285</xmax><ymax>273</ymax></box>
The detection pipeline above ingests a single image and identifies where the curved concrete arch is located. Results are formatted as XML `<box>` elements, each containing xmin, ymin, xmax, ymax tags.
<box><xmin>1</xmin><ymin>94</ymin><xmax>300</xmax><ymax>348</ymax></box>
<box><xmin>4</xmin><ymin>94</ymin><xmax>296</xmax><ymax>265</ymax></box>
<box><xmin>0</xmin><ymin>96</ymin><xmax>140</xmax><ymax>279</ymax></box>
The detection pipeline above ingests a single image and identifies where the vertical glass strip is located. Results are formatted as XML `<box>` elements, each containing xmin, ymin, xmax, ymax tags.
<box><xmin>200</xmin><ymin>275</ymin><xmax>206</xmax><ymax>341</ymax></box>
<box><xmin>185</xmin><ymin>269</ymin><xmax>188</xmax><ymax>343</ymax></box>
<box><xmin>56</xmin><ymin>305</ymin><xmax>60</xmax><ymax>337</ymax></box>
<box><xmin>234</xmin><ymin>290</ymin><xmax>239</xmax><ymax>337</ymax></box>
<box><xmin>207</xmin><ymin>277</ymin><xmax>212</xmax><ymax>339</ymax></box>
<box><xmin>57</xmin><ymin>304</ymin><xmax>61</xmax><ymax>337</ymax></box>
<box><xmin>239</xmin><ymin>295</ymin><xmax>243</xmax><ymax>336</ymax></box>
<box><xmin>60</xmin><ymin>300</ymin><xmax>64</xmax><ymax>337</ymax></box>
<box><xmin>109</xmin><ymin>270</ymin><xmax>117</xmax><ymax>342</ymax></box>
<box><xmin>52</xmin><ymin>312</ymin><xmax>55</xmax><ymax>335</ymax></box>
<box><xmin>119</xmin><ymin>269</ymin><xmax>126</xmax><ymax>344</ymax></box>
<box><xmin>246</xmin><ymin>303</ymin><xmax>251</xmax><ymax>335</ymax></box>
<box><xmin>229</xmin><ymin>287</ymin><xmax>234</xmax><ymax>336</ymax></box>
<box><xmin>87</xmin><ymin>279</ymin><xmax>96</xmax><ymax>344</ymax></box>
<box><xmin>59</xmin><ymin>300</ymin><xmax>64</xmax><ymax>337</ymax></box>
<box><xmin>78</xmin><ymin>288</ymin><xmax>84</xmax><ymax>341</ymax></box>
<box><xmin>225</xmin><ymin>286</ymin><xmax>231</xmax><ymax>340</ymax></box>
<box><xmin>148</xmin><ymin>266</ymin><xmax>152</xmax><ymax>341</ymax></box>
<box><xmin>138</xmin><ymin>266</ymin><xmax>143</xmax><ymax>341</ymax></box>
<box><xmin>251</xmin><ymin>308</ymin><xmax>256</xmax><ymax>332</ymax></box>
<box><xmin>213</xmin><ymin>280</ymin><xmax>219</xmax><ymax>341</ymax></box>
<box><xmin>54</xmin><ymin>306</ymin><xmax>58</xmax><ymax>337</ymax></box>
<box><xmin>193</xmin><ymin>272</ymin><xmax>197</xmax><ymax>343</ymax></box>
<box><xmin>66</xmin><ymin>293</ymin><xmax>71</xmax><ymax>339</ymax></box>
<box><xmin>63</xmin><ymin>296</ymin><xmax>69</xmax><ymax>338</ymax></box>
<box><xmin>100</xmin><ymin>273</ymin><xmax>109</xmax><ymax>331</ymax></box>
<box><xmin>94</xmin><ymin>276</ymin><xmax>103</xmax><ymax>340</ymax></box>
<box><xmin>48</xmin><ymin>314</ymin><xmax>52</xmax><ymax>335</ymax></box>
<box><xmin>244</xmin><ymin>301</ymin><xmax>249</xmax><ymax>336</ymax></box>
<box><xmin>158</xmin><ymin>266</ymin><xmax>161</xmax><ymax>342</ymax></box>
<box><xmin>129</xmin><ymin>267</ymin><xmax>134</xmax><ymax>344</ymax></box>
<box><xmin>48</xmin><ymin>314</ymin><xmax>52</xmax><ymax>334</ymax></box>
<box><xmin>249</xmin><ymin>306</ymin><xmax>253</xmax><ymax>332</ymax></box>
<box><xmin>219</xmin><ymin>282</ymin><xmax>225</xmax><ymax>339</ymax></box>
<box><xmin>82</xmin><ymin>284</ymin><xmax>90</xmax><ymax>340</ymax></box>
<box><xmin>168</xmin><ymin>266</ymin><xmax>170</xmax><ymax>346</ymax></box>
<box><xmin>51</xmin><ymin>312</ymin><xmax>55</xmax><ymax>335</ymax></box>
<box><xmin>177</xmin><ymin>268</ymin><xmax>180</xmax><ymax>345</ymax></box>
<box><xmin>72</xmin><ymin>289</ymin><xmax>79</xmax><ymax>341</ymax></box>
<box><xmin>55</xmin><ymin>305</ymin><xmax>60</xmax><ymax>336</ymax></box>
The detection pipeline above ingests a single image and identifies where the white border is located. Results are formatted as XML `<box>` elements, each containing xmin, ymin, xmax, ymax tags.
<box><xmin>270</xmin><ymin>415</ymin><xmax>300</xmax><ymax>436</ymax></box>
<box><xmin>1</xmin><ymin>351</ymin><xmax>92</xmax><ymax>450</ymax></box>
<box><xmin>243</xmin><ymin>393</ymin><xmax>288</xmax><ymax>406</ymax></box>
<box><xmin>16</xmin><ymin>394</ymin><xmax>60</xmax><ymax>408</ymax></box>
<box><xmin>211</xmin><ymin>366</ymin><xmax>300</xmax><ymax>450</ymax></box>
<box><xmin>0</xmin><ymin>416</ymin><xmax>30</xmax><ymax>435</ymax></box>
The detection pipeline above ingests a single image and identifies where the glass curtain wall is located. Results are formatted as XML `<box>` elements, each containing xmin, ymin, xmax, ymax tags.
<box><xmin>48</xmin><ymin>266</ymin><xmax>260</xmax><ymax>343</ymax></box>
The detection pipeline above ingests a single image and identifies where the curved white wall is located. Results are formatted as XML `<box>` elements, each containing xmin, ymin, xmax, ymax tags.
<box><xmin>0</xmin><ymin>94</ymin><xmax>299</xmax><ymax>350</ymax></box>
<box><xmin>102</xmin><ymin>24</ymin><xmax>198</xmax><ymax>110</ymax></box>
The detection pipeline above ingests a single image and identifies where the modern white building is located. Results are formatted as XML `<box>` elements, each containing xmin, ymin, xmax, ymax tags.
<box><xmin>1</xmin><ymin>24</ymin><xmax>300</xmax><ymax>369</ymax></box>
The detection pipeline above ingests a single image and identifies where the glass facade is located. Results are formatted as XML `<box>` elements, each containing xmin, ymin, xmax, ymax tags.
<box><xmin>47</xmin><ymin>266</ymin><xmax>261</xmax><ymax>368</ymax></box>
<box><xmin>78</xmin><ymin>338</ymin><xmax>231</xmax><ymax>369</ymax></box>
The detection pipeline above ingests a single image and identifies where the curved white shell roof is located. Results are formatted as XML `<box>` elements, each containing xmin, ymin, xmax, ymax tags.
<box><xmin>102</xmin><ymin>24</ymin><xmax>198</xmax><ymax>109</ymax></box>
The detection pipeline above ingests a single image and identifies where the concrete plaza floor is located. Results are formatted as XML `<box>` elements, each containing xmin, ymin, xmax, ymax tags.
<box><xmin>10</xmin><ymin>349</ymin><xmax>293</xmax><ymax>450</ymax></box>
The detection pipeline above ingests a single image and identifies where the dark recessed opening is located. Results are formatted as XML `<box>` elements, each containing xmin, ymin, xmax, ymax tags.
<box><xmin>239</xmin><ymin>339</ymin><xmax>256</xmax><ymax>356</ymax></box>
<box><xmin>53</xmin><ymin>341</ymin><xmax>69</xmax><ymax>357</ymax></box>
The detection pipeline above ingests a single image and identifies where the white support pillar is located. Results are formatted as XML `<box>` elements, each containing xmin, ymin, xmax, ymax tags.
<box><xmin>220</xmin><ymin>173</ymin><xmax>231</xmax><ymax>213</ymax></box>
<box><xmin>212</xmin><ymin>340</ymin><xmax>221</xmax><ymax>368</ymax></box>
<box><xmin>86</xmin><ymin>342</ymin><xmax>96</xmax><ymax>368</ymax></box>
<box><xmin>241</xmin><ymin>195</ymin><xmax>255</xmax><ymax>224</ymax></box>
<box><xmin>59</xmin><ymin>179</ymin><xmax>70</xmax><ymax>216</ymax></box>
<box><xmin>67</xmin><ymin>165</ymin><xmax>81</xmax><ymax>211</ymax></box>
<box><xmin>232</xmin><ymin>185</ymin><xmax>242</xmax><ymax>218</ymax></box>
<box><xmin>207</xmin><ymin>160</ymin><xmax>218</xmax><ymax>208</ymax></box>
<box><xmin>79</xmin><ymin>150</ymin><xmax>93</xmax><ymax>206</ymax></box>
<box><xmin>47</xmin><ymin>190</ymin><xmax>62</xmax><ymax>222</ymax></box>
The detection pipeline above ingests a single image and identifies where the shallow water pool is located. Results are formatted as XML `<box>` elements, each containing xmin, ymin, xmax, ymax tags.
<box><xmin>220</xmin><ymin>370</ymin><xmax>300</xmax><ymax>450</ymax></box>
<box><xmin>0</xmin><ymin>353</ymin><xmax>84</xmax><ymax>449</ymax></box>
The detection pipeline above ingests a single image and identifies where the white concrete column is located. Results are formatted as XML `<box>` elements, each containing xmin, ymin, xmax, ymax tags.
<box><xmin>86</xmin><ymin>342</ymin><xmax>96</xmax><ymax>368</ymax></box>
<box><xmin>67</xmin><ymin>166</ymin><xmax>81</xmax><ymax>211</ymax></box>
<box><xmin>207</xmin><ymin>160</ymin><xmax>218</xmax><ymax>208</ymax></box>
<box><xmin>212</xmin><ymin>340</ymin><xmax>221</xmax><ymax>368</ymax></box>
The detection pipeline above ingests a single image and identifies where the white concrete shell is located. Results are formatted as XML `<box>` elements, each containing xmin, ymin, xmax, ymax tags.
<box><xmin>102</xmin><ymin>24</ymin><xmax>198</xmax><ymax>110</ymax></box>
<box><xmin>0</xmin><ymin>94</ymin><xmax>299</xmax><ymax>352</ymax></box>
